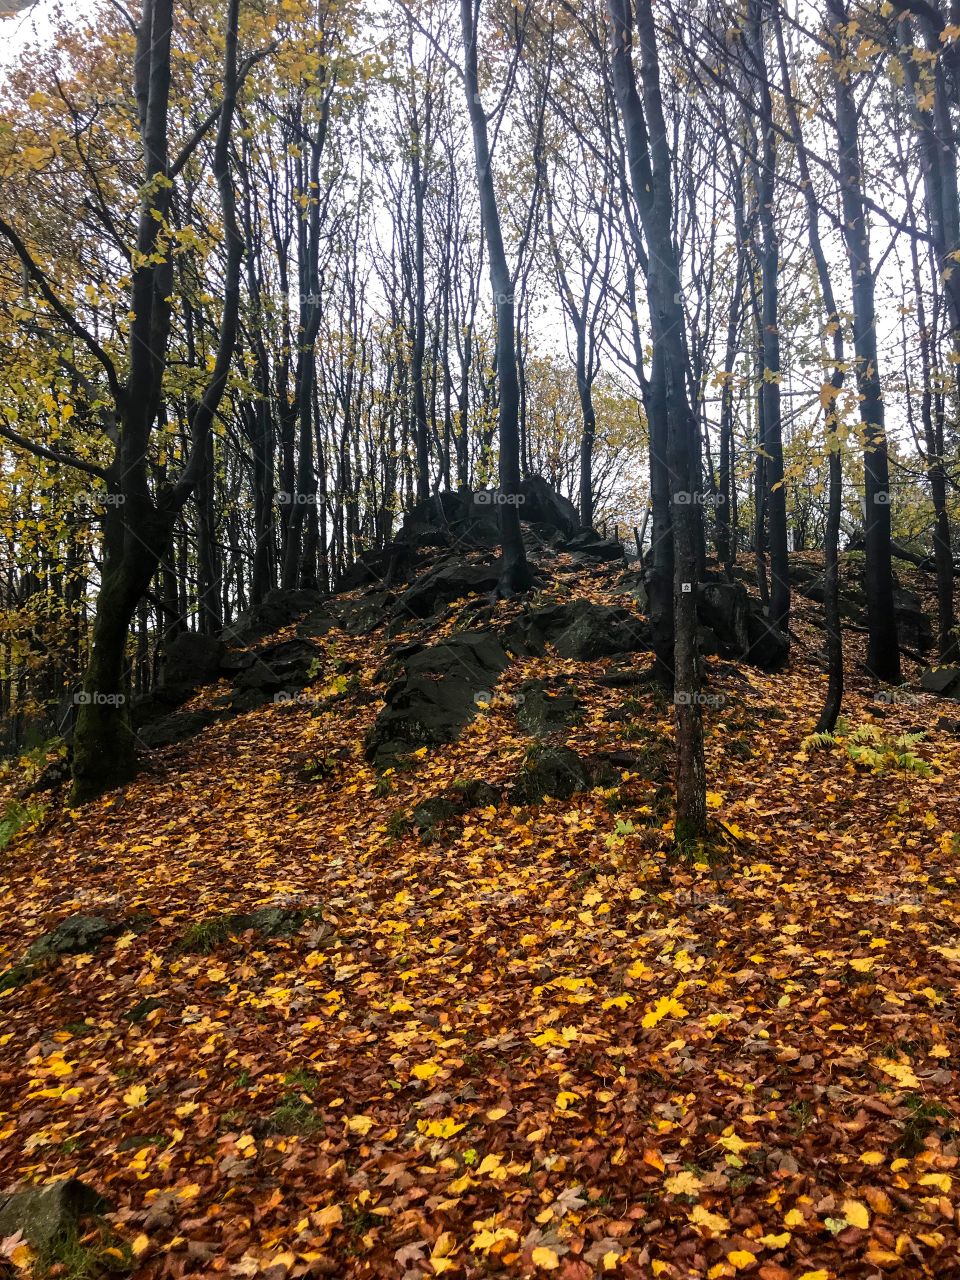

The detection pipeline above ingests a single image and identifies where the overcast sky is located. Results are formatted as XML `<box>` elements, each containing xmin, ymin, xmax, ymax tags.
<box><xmin>0</xmin><ymin>0</ymin><xmax>74</xmax><ymax>70</ymax></box>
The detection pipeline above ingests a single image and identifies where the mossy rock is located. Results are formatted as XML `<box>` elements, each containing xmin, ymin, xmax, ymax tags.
<box><xmin>179</xmin><ymin>906</ymin><xmax>323</xmax><ymax>954</ymax></box>
<box><xmin>0</xmin><ymin>1179</ymin><xmax>110</xmax><ymax>1249</ymax></box>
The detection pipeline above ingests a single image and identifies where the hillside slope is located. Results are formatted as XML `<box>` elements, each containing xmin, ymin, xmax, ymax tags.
<box><xmin>1</xmin><ymin>541</ymin><xmax>959</xmax><ymax>1279</ymax></box>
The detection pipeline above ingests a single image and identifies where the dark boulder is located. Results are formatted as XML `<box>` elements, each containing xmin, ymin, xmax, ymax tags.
<box><xmin>400</xmin><ymin>490</ymin><xmax>501</xmax><ymax>551</ymax></box>
<box><xmin>510</xmin><ymin>746</ymin><xmax>592</xmax><ymax>804</ymax></box>
<box><xmin>517</xmin><ymin>477</ymin><xmax>580</xmax><ymax>537</ymax></box>
<box><xmin>519</xmin><ymin>600</ymin><xmax>650</xmax><ymax>661</ymax></box>
<box><xmin>0</xmin><ymin>1179</ymin><xmax>110</xmax><ymax>1249</ymax></box>
<box><xmin>25</xmin><ymin>913</ymin><xmax>124</xmax><ymax>963</ymax></box>
<box><xmin>921</xmin><ymin>666</ymin><xmax>960</xmax><ymax>699</ymax></box>
<box><xmin>229</xmin><ymin>587</ymin><xmax>326</xmax><ymax>642</ymax></box>
<box><xmin>697</xmin><ymin>582</ymin><xmax>750</xmax><ymax>658</ymax></box>
<box><xmin>163</xmin><ymin>631</ymin><xmax>226</xmax><ymax>689</ymax></box>
<box><xmin>138</xmin><ymin>706</ymin><xmax>223</xmax><ymax>748</ymax></box>
<box><xmin>397</xmin><ymin>558</ymin><xmax>500</xmax><ymax>619</ymax></box>
<box><xmin>337</xmin><ymin>541</ymin><xmax>415</xmax><ymax>590</ymax></box>
<box><xmin>232</xmin><ymin>638</ymin><xmax>320</xmax><ymax>695</ymax></box>
<box><xmin>365</xmin><ymin>630</ymin><xmax>509</xmax><ymax>769</ymax></box>
<box><xmin>894</xmin><ymin>588</ymin><xmax>933</xmax><ymax>653</ymax></box>
<box><xmin>412</xmin><ymin>779</ymin><xmax>501</xmax><ymax>839</ymax></box>
<box><xmin>746</xmin><ymin>611</ymin><xmax>790</xmax><ymax>671</ymax></box>
<box><xmin>516</xmin><ymin>679</ymin><xmax>583</xmax><ymax>737</ymax></box>
<box><xmin>563</xmin><ymin>529</ymin><xmax>624</xmax><ymax>562</ymax></box>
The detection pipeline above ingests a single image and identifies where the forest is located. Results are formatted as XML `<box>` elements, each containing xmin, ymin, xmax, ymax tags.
<box><xmin>0</xmin><ymin>0</ymin><xmax>959</xmax><ymax>1275</ymax></box>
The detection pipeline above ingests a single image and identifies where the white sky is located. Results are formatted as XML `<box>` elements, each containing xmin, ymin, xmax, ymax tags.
<box><xmin>0</xmin><ymin>0</ymin><xmax>78</xmax><ymax>69</ymax></box>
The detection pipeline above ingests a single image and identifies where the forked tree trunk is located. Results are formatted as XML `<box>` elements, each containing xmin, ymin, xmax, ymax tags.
<box><xmin>460</xmin><ymin>0</ymin><xmax>532</xmax><ymax>594</ymax></box>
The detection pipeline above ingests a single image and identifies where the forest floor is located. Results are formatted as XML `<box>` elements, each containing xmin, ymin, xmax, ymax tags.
<box><xmin>1</xmin><ymin>555</ymin><xmax>959</xmax><ymax>1279</ymax></box>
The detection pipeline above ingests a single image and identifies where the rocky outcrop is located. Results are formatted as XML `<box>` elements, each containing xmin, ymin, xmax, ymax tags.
<box><xmin>365</xmin><ymin>630</ymin><xmax>510</xmax><ymax>769</ymax></box>
<box><xmin>507</xmin><ymin>600</ymin><xmax>650</xmax><ymax>661</ymax></box>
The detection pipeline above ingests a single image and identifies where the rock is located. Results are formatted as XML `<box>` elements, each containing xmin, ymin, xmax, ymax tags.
<box><xmin>697</xmin><ymin>581</ymin><xmax>750</xmax><ymax>657</ymax></box>
<box><xmin>365</xmin><ymin>630</ymin><xmax>509</xmax><ymax>768</ymax></box>
<box><xmin>746</xmin><ymin>611</ymin><xmax>790</xmax><ymax>671</ymax></box>
<box><xmin>563</xmin><ymin>530</ymin><xmax>624</xmax><ymax>561</ymax></box>
<box><xmin>519</xmin><ymin>600</ymin><xmax>650</xmax><ymax>661</ymax></box>
<box><xmin>25</xmin><ymin>914</ymin><xmax>123</xmax><ymax>963</ymax></box>
<box><xmin>411</xmin><ymin>796</ymin><xmax>461</xmax><ymax>836</ymax></box>
<box><xmin>411</xmin><ymin>780</ymin><xmax>501</xmax><ymax>838</ymax></box>
<box><xmin>894</xmin><ymin>588</ymin><xmax>933</xmax><ymax>653</ymax></box>
<box><xmin>510</xmin><ymin>746</ymin><xmax>593</xmax><ymax>804</ymax></box>
<box><xmin>232</xmin><ymin>638</ymin><xmax>320</xmax><ymax>695</ymax></box>
<box><xmin>400</xmin><ymin>490</ymin><xmax>501</xmax><ymax>551</ymax></box>
<box><xmin>337</xmin><ymin>541</ymin><xmax>415</xmax><ymax>590</ymax></box>
<box><xmin>397</xmin><ymin>558</ymin><xmax>500</xmax><ymax>619</ymax></box>
<box><xmin>230</xmin><ymin>587</ymin><xmax>326</xmax><ymax>642</ymax></box>
<box><xmin>0</xmin><ymin>1179</ymin><xmax>110</xmax><ymax>1249</ymax></box>
<box><xmin>163</xmin><ymin>631</ymin><xmax>226</xmax><ymax>689</ymax></box>
<box><xmin>326</xmin><ymin>592</ymin><xmax>394</xmax><ymax>636</ymax></box>
<box><xmin>138</xmin><ymin>706</ymin><xmax>222</xmax><ymax>748</ymax></box>
<box><xmin>125</xmin><ymin>997</ymin><xmax>164</xmax><ymax>1024</ymax></box>
<box><xmin>451</xmin><ymin>778</ymin><xmax>501</xmax><ymax>808</ymax></box>
<box><xmin>516</xmin><ymin>680</ymin><xmax>583</xmax><ymax>736</ymax></box>
<box><xmin>517</xmin><ymin>477</ymin><xmax>580</xmax><ymax>537</ymax></box>
<box><xmin>921</xmin><ymin>666</ymin><xmax>960</xmax><ymax>699</ymax></box>
<box><xmin>180</xmin><ymin>906</ymin><xmax>319</xmax><ymax>953</ymax></box>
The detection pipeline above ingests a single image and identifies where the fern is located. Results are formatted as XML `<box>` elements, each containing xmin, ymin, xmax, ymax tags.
<box><xmin>802</xmin><ymin>730</ymin><xmax>836</xmax><ymax>752</ymax></box>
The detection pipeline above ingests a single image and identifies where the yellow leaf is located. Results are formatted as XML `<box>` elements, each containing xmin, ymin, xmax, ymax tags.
<box><xmin>472</xmin><ymin>1226</ymin><xmax>518</xmax><ymax>1252</ymax></box>
<box><xmin>641</xmin><ymin>996</ymin><xmax>689</xmax><ymax>1028</ymax></box>
<box><xmin>412</xmin><ymin>1061</ymin><xmax>439</xmax><ymax>1081</ymax></box>
<box><xmin>603</xmin><ymin>1252</ymin><xmax>620</xmax><ymax>1270</ymax></box>
<box><xmin>873</xmin><ymin>1057</ymin><xmax>920</xmax><ymax>1089</ymax></box>
<box><xmin>418</xmin><ymin>1116</ymin><xmax>465</xmax><ymax>1139</ymax></box>
<box><xmin>315</xmin><ymin>1203</ymin><xmax>342</xmax><ymax>1228</ymax></box>
<box><xmin>727</xmin><ymin>1251</ymin><xmax>756</xmax><ymax>1270</ymax></box>
<box><xmin>123</xmin><ymin>1084</ymin><xmax>147</xmax><ymax>1107</ymax></box>
<box><xmin>859</xmin><ymin>1151</ymin><xmax>884</xmax><ymax>1165</ymax></box>
<box><xmin>346</xmin><ymin>1114</ymin><xmax>374</xmax><ymax>1136</ymax></box>
<box><xmin>918</xmin><ymin>1172</ymin><xmax>951</xmax><ymax>1192</ymax></box>
<box><xmin>486</xmin><ymin>1107</ymin><xmax>508</xmax><ymax>1121</ymax></box>
<box><xmin>690</xmin><ymin>1204</ymin><xmax>730</xmax><ymax>1233</ymax></box>
<box><xmin>664</xmin><ymin>1170</ymin><xmax>702</xmax><ymax>1195</ymax></box>
<box><xmin>10</xmin><ymin>1242</ymin><xmax>35</xmax><ymax>1268</ymax></box>
<box><xmin>532</xmin><ymin>1246</ymin><xmax>560</xmax><ymax>1270</ymax></box>
<box><xmin>758</xmin><ymin>1233</ymin><xmax>791</xmax><ymax>1247</ymax></box>
<box><xmin>706</xmin><ymin>790</ymin><xmax>724</xmax><ymax>809</ymax></box>
<box><xmin>131</xmin><ymin>1234</ymin><xmax>151</xmax><ymax>1257</ymax></box>
<box><xmin>555</xmin><ymin>1090</ymin><xmax>578</xmax><ymax>1111</ymax></box>
<box><xmin>798</xmin><ymin>1273</ymin><xmax>830</xmax><ymax>1280</ymax></box>
<box><xmin>842</xmin><ymin>1199</ymin><xmax>869</xmax><ymax>1229</ymax></box>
